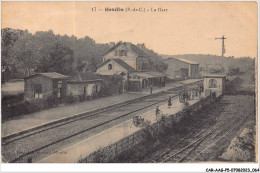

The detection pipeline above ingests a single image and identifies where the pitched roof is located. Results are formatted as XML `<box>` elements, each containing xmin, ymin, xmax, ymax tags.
<box><xmin>111</xmin><ymin>58</ymin><xmax>135</xmax><ymax>72</ymax></box>
<box><xmin>128</xmin><ymin>43</ymin><xmax>148</xmax><ymax>57</ymax></box>
<box><xmin>24</xmin><ymin>72</ymin><xmax>68</xmax><ymax>79</ymax></box>
<box><xmin>130</xmin><ymin>71</ymin><xmax>167</xmax><ymax>79</ymax></box>
<box><xmin>102</xmin><ymin>42</ymin><xmax>149</xmax><ymax>58</ymax></box>
<box><xmin>68</xmin><ymin>71</ymin><xmax>101</xmax><ymax>82</ymax></box>
<box><xmin>102</xmin><ymin>42</ymin><xmax>122</xmax><ymax>56</ymax></box>
<box><xmin>97</xmin><ymin>58</ymin><xmax>135</xmax><ymax>72</ymax></box>
<box><xmin>178</xmin><ymin>58</ymin><xmax>199</xmax><ymax>65</ymax></box>
<box><xmin>166</xmin><ymin>58</ymin><xmax>199</xmax><ymax>65</ymax></box>
<box><xmin>202</xmin><ymin>74</ymin><xmax>226</xmax><ymax>78</ymax></box>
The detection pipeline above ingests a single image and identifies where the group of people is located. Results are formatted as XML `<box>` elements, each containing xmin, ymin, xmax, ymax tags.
<box><xmin>179</xmin><ymin>84</ymin><xmax>204</xmax><ymax>102</ymax></box>
<box><xmin>138</xmin><ymin>84</ymin><xmax>204</xmax><ymax>125</ymax></box>
<box><xmin>156</xmin><ymin>84</ymin><xmax>204</xmax><ymax>117</ymax></box>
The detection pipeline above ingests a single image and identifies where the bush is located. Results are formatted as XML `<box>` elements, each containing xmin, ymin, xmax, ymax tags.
<box><xmin>2</xmin><ymin>93</ymin><xmax>24</xmax><ymax>107</ymax></box>
<box><xmin>66</xmin><ymin>94</ymin><xmax>79</xmax><ymax>104</ymax></box>
<box><xmin>182</xmin><ymin>101</ymin><xmax>190</xmax><ymax>111</ymax></box>
<box><xmin>27</xmin><ymin>99</ymin><xmax>45</xmax><ymax>113</ymax></box>
<box><xmin>86</xmin><ymin>147</ymin><xmax>112</xmax><ymax>163</ymax></box>
<box><xmin>2</xmin><ymin>99</ymin><xmax>45</xmax><ymax>120</ymax></box>
<box><xmin>2</xmin><ymin>100</ymin><xmax>28</xmax><ymax>120</ymax></box>
<box><xmin>101</xmin><ymin>75</ymin><xmax>123</xmax><ymax>96</ymax></box>
<box><xmin>79</xmin><ymin>95</ymin><xmax>86</xmax><ymax>102</ymax></box>
<box><xmin>44</xmin><ymin>95</ymin><xmax>59</xmax><ymax>108</ymax></box>
<box><xmin>142</xmin><ymin>122</ymin><xmax>158</xmax><ymax>143</ymax></box>
<box><xmin>2</xmin><ymin>95</ymin><xmax>60</xmax><ymax>121</ymax></box>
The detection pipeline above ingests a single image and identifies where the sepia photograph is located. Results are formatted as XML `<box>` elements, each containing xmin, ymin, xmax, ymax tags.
<box><xmin>0</xmin><ymin>0</ymin><xmax>258</xmax><ymax>170</ymax></box>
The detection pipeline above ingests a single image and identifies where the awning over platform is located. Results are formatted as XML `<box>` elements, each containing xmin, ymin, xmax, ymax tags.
<box><xmin>129</xmin><ymin>71</ymin><xmax>167</xmax><ymax>79</ymax></box>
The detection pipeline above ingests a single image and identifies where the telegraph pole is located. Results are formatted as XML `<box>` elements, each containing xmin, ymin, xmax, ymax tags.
<box><xmin>215</xmin><ymin>35</ymin><xmax>227</xmax><ymax>65</ymax></box>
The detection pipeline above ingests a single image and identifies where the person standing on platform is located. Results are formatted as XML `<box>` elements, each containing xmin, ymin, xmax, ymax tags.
<box><xmin>155</xmin><ymin>106</ymin><xmax>161</xmax><ymax>120</ymax></box>
<box><xmin>150</xmin><ymin>85</ymin><xmax>153</xmax><ymax>95</ymax></box>
<box><xmin>168</xmin><ymin>96</ymin><xmax>172</xmax><ymax>108</ymax></box>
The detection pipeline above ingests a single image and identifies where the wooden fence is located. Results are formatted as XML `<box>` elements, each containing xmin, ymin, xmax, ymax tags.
<box><xmin>81</xmin><ymin>130</ymin><xmax>144</xmax><ymax>163</ymax></box>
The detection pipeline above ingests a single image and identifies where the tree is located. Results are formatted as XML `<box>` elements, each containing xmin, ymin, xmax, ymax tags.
<box><xmin>8</xmin><ymin>32</ymin><xmax>37</xmax><ymax>76</ymax></box>
<box><xmin>1</xmin><ymin>28</ymin><xmax>26</xmax><ymax>63</ymax></box>
<box><xmin>36</xmin><ymin>43</ymin><xmax>75</xmax><ymax>75</ymax></box>
<box><xmin>86</xmin><ymin>58</ymin><xmax>97</xmax><ymax>72</ymax></box>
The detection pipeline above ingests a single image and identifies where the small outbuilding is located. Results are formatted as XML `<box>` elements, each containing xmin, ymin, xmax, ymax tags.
<box><xmin>202</xmin><ymin>74</ymin><xmax>226</xmax><ymax>97</ymax></box>
<box><xmin>24</xmin><ymin>72</ymin><xmax>68</xmax><ymax>102</ymax></box>
<box><xmin>67</xmin><ymin>72</ymin><xmax>103</xmax><ymax>99</ymax></box>
<box><xmin>163</xmin><ymin>58</ymin><xmax>200</xmax><ymax>79</ymax></box>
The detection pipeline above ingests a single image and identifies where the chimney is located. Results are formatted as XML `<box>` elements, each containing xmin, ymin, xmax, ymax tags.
<box><xmin>126</xmin><ymin>42</ymin><xmax>132</xmax><ymax>49</ymax></box>
<box><xmin>137</xmin><ymin>43</ymin><xmax>145</xmax><ymax>51</ymax></box>
<box><xmin>109</xmin><ymin>42</ymin><xmax>115</xmax><ymax>48</ymax></box>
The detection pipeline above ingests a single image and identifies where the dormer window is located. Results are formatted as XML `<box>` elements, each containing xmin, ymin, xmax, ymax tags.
<box><xmin>119</xmin><ymin>50</ymin><xmax>123</xmax><ymax>56</ymax></box>
<box><xmin>119</xmin><ymin>50</ymin><xmax>127</xmax><ymax>56</ymax></box>
<box><xmin>108</xmin><ymin>64</ymin><xmax>112</xmax><ymax>70</ymax></box>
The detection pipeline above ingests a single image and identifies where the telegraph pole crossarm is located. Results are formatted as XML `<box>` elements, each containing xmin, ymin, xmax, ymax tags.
<box><xmin>215</xmin><ymin>35</ymin><xmax>227</xmax><ymax>65</ymax></box>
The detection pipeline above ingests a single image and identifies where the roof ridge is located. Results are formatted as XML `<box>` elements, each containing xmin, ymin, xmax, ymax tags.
<box><xmin>102</xmin><ymin>42</ymin><xmax>122</xmax><ymax>56</ymax></box>
<box><xmin>24</xmin><ymin>72</ymin><xmax>68</xmax><ymax>79</ymax></box>
<box><xmin>166</xmin><ymin>57</ymin><xmax>199</xmax><ymax>64</ymax></box>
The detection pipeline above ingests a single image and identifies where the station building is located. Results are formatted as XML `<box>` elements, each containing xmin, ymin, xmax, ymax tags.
<box><xmin>66</xmin><ymin>72</ymin><xmax>103</xmax><ymax>99</ymax></box>
<box><xmin>96</xmin><ymin>41</ymin><xmax>166</xmax><ymax>92</ymax></box>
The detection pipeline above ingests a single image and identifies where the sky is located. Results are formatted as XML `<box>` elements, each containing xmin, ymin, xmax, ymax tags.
<box><xmin>1</xmin><ymin>1</ymin><xmax>258</xmax><ymax>58</ymax></box>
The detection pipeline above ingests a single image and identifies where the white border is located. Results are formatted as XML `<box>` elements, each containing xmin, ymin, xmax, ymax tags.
<box><xmin>1</xmin><ymin>0</ymin><xmax>259</xmax><ymax>172</ymax></box>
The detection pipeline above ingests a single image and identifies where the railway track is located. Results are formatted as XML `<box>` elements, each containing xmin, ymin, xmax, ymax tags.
<box><xmin>186</xmin><ymin>114</ymin><xmax>250</xmax><ymax>163</ymax></box>
<box><xmin>3</xmin><ymin>81</ymin><xmax>200</xmax><ymax>145</ymax></box>
<box><xmin>2</xmin><ymin>80</ymin><xmax>201</xmax><ymax>163</ymax></box>
<box><xmin>161</xmin><ymin>128</ymin><xmax>214</xmax><ymax>163</ymax></box>
<box><xmin>151</xmin><ymin>104</ymin><xmax>249</xmax><ymax>163</ymax></box>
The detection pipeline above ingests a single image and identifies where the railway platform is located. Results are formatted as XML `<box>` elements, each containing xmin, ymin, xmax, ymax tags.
<box><xmin>2</xmin><ymin>79</ymin><xmax>201</xmax><ymax>138</ymax></box>
<box><xmin>38</xmin><ymin>93</ymin><xmax>200</xmax><ymax>163</ymax></box>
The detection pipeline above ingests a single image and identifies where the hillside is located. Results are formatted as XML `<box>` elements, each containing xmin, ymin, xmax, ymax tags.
<box><xmin>161</xmin><ymin>54</ymin><xmax>255</xmax><ymax>73</ymax></box>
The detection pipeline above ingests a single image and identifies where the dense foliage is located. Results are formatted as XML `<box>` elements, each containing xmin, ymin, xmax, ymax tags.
<box><xmin>2</xmin><ymin>28</ymin><xmax>168</xmax><ymax>79</ymax></box>
<box><xmin>1</xmin><ymin>28</ymin><xmax>110</xmax><ymax>77</ymax></box>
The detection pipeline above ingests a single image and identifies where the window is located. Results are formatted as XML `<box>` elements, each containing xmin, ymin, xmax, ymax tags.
<box><xmin>108</xmin><ymin>64</ymin><xmax>112</xmax><ymax>70</ymax></box>
<box><xmin>34</xmin><ymin>84</ymin><xmax>43</xmax><ymax>99</ymax></box>
<box><xmin>141</xmin><ymin>63</ymin><xmax>149</xmax><ymax>71</ymax></box>
<box><xmin>209</xmin><ymin>79</ymin><xmax>217</xmax><ymax>88</ymax></box>
<box><xmin>123</xmin><ymin>50</ymin><xmax>127</xmax><ymax>56</ymax></box>
<box><xmin>115</xmin><ymin>50</ymin><xmax>118</xmax><ymax>56</ymax></box>
<box><xmin>84</xmin><ymin>87</ymin><xmax>86</xmax><ymax>94</ymax></box>
<box><xmin>57</xmin><ymin>88</ymin><xmax>61</xmax><ymax>98</ymax></box>
<box><xmin>57</xmin><ymin>81</ymin><xmax>62</xmax><ymax>98</ymax></box>
<box><xmin>119</xmin><ymin>50</ymin><xmax>123</xmax><ymax>56</ymax></box>
<box><xmin>119</xmin><ymin>50</ymin><xmax>127</xmax><ymax>56</ymax></box>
